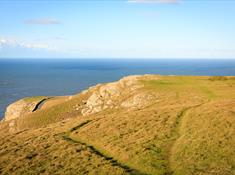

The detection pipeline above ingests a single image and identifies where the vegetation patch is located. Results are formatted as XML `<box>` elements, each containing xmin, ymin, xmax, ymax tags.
<box><xmin>209</xmin><ymin>76</ymin><xmax>228</xmax><ymax>81</ymax></box>
<box><xmin>1</xmin><ymin>75</ymin><xmax>235</xmax><ymax>175</ymax></box>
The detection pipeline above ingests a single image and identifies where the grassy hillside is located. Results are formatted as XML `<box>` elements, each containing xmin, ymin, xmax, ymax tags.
<box><xmin>0</xmin><ymin>75</ymin><xmax>234</xmax><ymax>175</ymax></box>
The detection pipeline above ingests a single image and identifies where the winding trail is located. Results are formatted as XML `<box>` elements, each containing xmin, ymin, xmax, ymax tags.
<box><xmin>57</xmin><ymin>102</ymin><xmax>208</xmax><ymax>175</ymax></box>
<box><xmin>168</xmin><ymin>102</ymin><xmax>207</xmax><ymax>174</ymax></box>
<box><xmin>59</xmin><ymin>120</ymin><xmax>147</xmax><ymax>175</ymax></box>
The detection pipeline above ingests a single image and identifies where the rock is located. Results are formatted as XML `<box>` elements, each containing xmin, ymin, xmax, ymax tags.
<box><xmin>8</xmin><ymin>120</ymin><xmax>16</xmax><ymax>132</ymax></box>
<box><xmin>4</xmin><ymin>97</ymin><xmax>45</xmax><ymax>121</ymax></box>
<box><xmin>121</xmin><ymin>93</ymin><xmax>157</xmax><ymax>110</ymax></box>
<box><xmin>99</xmin><ymin>82</ymin><xmax>121</xmax><ymax>98</ymax></box>
<box><xmin>87</xmin><ymin>93</ymin><xmax>103</xmax><ymax>106</ymax></box>
<box><xmin>4</xmin><ymin>99</ymin><xmax>28</xmax><ymax>121</ymax></box>
<box><xmin>81</xmin><ymin>74</ymin><xmax>159</xmax><ymax>115</ymax></box>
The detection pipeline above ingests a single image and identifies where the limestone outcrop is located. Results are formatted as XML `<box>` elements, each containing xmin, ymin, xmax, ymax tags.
<box><xmin>81</xmin><ymin>75</ymin><xmax>159</xmax><ymax>115</ymax></box>
<box><xmin>5</xmin><ymin>100</ymin><xmax>28</xmax><ymax>121</ymax></box>
<box><xmin>4</xmin><ymin>97</ymin><xmax>45</xmax><ymax>121</ymax></box>
<box><xmin>121</xmin><ymin>92</ymin><xmax>157</xmax><ymax>110</ymax></box>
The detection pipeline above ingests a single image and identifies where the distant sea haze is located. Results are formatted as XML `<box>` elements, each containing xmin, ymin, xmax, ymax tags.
<box><xmin>0</xmin><ymin>58</ymin><xmax>235</xmax><ymax>118</ymax></box>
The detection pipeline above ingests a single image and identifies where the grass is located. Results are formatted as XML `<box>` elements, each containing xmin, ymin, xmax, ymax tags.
<box><xmin>70</xmin><ymin>105</ymin><xmax>194</xmax><ymax>175</ymax></box>
<box><xmin>0</xmin><ymin>121</ymin><xmax>128</xmax><ymax>175</ymax></box>
<box><xmin>16</xmin><ymin>93</ymin><xmax>90</xmax><ymax>130</ymax></box>
<box><xmin>209</xmin><ymin>76</ymin><xmax>228</xmax><ymax>81</ymax></box>
<box><xmin>171</xmin><ymin>100</ymin><xmax>235</xmax><ymax>175</ymax></box>
<box><xmin>23</xmin><ymin>96</ymin><xmax>47</xmax><ymax>103</ymax></box>
<box><xmin>0</xmin><ymin>75</ymin><xmax>235</xmax><ymax>175</ymax></box>
<box><xmin>63</xmin><ymin>121</ymin><xmax>145</xmax><ymax>175</ymax></box>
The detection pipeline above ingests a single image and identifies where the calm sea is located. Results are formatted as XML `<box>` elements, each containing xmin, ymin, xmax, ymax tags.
<box><xmin>0</xmin><ymin>58</ymin><xmax>235</xmax><ymax>119</ymax></box>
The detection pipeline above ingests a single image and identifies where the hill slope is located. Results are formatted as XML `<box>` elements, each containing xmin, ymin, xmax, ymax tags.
<box><xmin>0</xmin><ymin>75</ymin><xmax>235</xmax><ymax>175</ymax></box>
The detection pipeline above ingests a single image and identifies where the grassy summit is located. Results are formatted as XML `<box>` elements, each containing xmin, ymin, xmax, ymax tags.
<box><xmin>0</xmin><ymin>75</ymin><xmax>234</xmax><ymax>175</ymax></box>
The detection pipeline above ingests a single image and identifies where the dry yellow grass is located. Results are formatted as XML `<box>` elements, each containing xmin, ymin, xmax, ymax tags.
<box><xmin>0</xmin><ymin>75</ymin><xmax>234</xmax><ymax>175</ymax></box>
<box><xmin>171</xmin><ymin>100</ymin><xmax>235</xmax><ymax>175</ymax></box>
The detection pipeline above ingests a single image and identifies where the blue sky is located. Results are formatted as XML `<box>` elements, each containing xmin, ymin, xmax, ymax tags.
<box><xmin>0</xmin><ymin>0</ymin><xmax>235</xmax><ymax>59</ymax></box>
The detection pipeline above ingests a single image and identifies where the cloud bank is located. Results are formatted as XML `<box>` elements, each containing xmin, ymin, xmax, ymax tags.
<box><xmin>24</xmin><ymin>18</ymin><xmax>61</xmax><ymax>25</ymax></box>
<box><xmin>0</xmin><ymin>36</ymin><xmax>63</xmax><ymax>58</ymax></box>
<box><xmin>0</xmin><ymin>37</ymin><xmax>51</xmax><ymax>50</ymax></box>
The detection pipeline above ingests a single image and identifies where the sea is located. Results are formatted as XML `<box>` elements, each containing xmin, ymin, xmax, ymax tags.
<box><xmin>0</xmin><ymin>58</ymin><xmax>235</xmax><ymax>119</ymax></box>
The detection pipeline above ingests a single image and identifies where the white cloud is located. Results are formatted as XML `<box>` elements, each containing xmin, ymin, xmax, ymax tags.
<box><xmin>0</xmin><ymin>37</ymin><xmax>17</xmax><ymax>49</ymax></box>
<box><xmin>0</xmin><ymin>36</ymin><xmax>56</xmax><ymax>51</ymax></box>
<box><xmin>0</xmin><ymin>36</ymin><xmax>67</xmax><ymax>58</ymax></box>
<box><xmin>24</xmin><ymin>18</ymin><xmax>61</xmax><ymax>25</ymax></box>
<box><xmin>0</xmin><ymin>38</ymin><xmax>6</xmax><ymax>44</ymax></box>
<box><xmin>128</xmin><ymin>0</ymin><xmax>179</xmax><ymax>4</ymax></box>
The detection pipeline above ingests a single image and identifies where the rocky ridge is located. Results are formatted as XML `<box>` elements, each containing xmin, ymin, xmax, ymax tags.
<box><xmin>81</xmin><ymin>75</ymin><xmax>158</xmax><ymax>115</ymax></box>
<box><xmin>3</xmin><ymin>75</ymin><xmax>159</xmax><ymax>121</ymax></box>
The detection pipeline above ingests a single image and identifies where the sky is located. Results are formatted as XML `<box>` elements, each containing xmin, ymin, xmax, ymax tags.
<box><xmin>0</xmin><ymin>0</ymin><xmax>235</xmax><ymax>59</ymax></box>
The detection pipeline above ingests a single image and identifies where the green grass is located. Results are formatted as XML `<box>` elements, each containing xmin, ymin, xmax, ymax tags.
<box><xmin>0</xmin><ymin>75</ymin><xmax>235</xmax><ymax>175</ymax></box>
<box><xmin>23</xmin><ymin>96</ymin><xmax>47</xmax><ymax>103</ymax></box>
<box><xmin>17</xmin><ymin>96</ymin><xmax>84</xmax><ymax>130</ymax></box>
<box><xmin>171</xmin><ymin>100</ymin><xmax>235</xmax><ymax>175</ymax></box>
